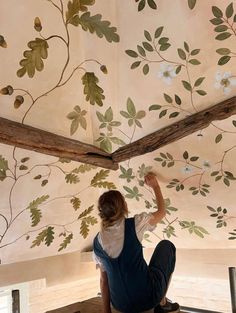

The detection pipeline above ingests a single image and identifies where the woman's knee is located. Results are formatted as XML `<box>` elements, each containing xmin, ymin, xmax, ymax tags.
<box><xmin>157</xmin><ymin>240</ymin><xmax>176</xmax><ymax>253</ymax></box>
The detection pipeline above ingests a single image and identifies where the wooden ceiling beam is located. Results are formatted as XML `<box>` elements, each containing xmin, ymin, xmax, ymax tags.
<box><xmin>0</xmin><ymin>97</ymin><xmax>236</xmax><ymax>170</ymax></box>
<box><xmin>112</xmin><ymin>96</ymin><xmax>236</xmax><ymax>163</ymax></box>
<box><xmin>0</xmin><ymin>117</ymin><xmax>118</xmax><ymax>170</ymax></box>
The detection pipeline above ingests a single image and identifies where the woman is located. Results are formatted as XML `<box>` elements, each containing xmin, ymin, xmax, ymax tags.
<box><xmin>93</xmin><ymin>172</ymin><xmax>179</xmax><ymax>313</ymax></box>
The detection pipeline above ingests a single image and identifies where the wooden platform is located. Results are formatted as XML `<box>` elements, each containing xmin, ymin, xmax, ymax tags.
<box><xmin>47</xmin><ymin>297</ymin><xmax>120</xmax><ymax>313</ymax></box>
<box><xmin>46</xmin><ymin>297</ymin><xmax>184</xmax><ymax>313</ymax></box>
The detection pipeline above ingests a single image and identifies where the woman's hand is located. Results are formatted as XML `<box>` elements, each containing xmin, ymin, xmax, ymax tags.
<box><xmin>144</xmin><ymin>172</ymin><xmax>159</xmax><ymax>189</ymax></box>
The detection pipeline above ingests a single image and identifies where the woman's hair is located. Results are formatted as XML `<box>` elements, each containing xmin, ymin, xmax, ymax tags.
<box><xmin>98</xmin><ymin>190</ymin><xmax>128</xmax><ymax>229</ymax></box>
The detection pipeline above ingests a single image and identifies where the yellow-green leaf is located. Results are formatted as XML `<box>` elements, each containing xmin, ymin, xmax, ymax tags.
<box><xmin>82</xmin><ymin>72</ymin><xmax>105</xmax><ymax>106</ymax></box>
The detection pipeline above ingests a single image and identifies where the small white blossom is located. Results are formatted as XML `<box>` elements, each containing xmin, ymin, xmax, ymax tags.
<box><xmin>181</xmin><ymin>164</ymin><xmax>193</xmax><ymax>174</ymax></box>
<box><xmin>158</xmin><ymin>64</ymin><xmax>176</xmax><ymax>85</ymax></box>
<box><xmin>202</xmin><ymin>160</ymin><xmax>211</xmax><ymax>171</ymax></box>
<box><xmin>214</xmin><ymin>71</ymin><xmax>236</xmax><ymax>95</ymax></box>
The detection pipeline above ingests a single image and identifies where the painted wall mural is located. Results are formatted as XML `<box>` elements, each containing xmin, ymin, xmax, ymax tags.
<box><xmin>0</xmin><ymin>0</ymin><xmax>236</xmax><ymax>265</ymax></box>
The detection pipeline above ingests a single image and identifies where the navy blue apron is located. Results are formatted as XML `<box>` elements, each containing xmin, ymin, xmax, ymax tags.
<box><xmin>93</xmin><ymin>218</ymin><xmax>165</xmax><ymax>313</ymax></box>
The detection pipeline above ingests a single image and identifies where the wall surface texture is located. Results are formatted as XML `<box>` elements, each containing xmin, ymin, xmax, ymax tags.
<box><xmin>0</xmin><ymin>0</ymin><xmax>236</xmax><ymax>265</ymax></box>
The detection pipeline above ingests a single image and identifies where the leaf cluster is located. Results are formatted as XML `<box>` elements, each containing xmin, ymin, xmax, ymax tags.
<box><xmin>120</xmin><ymin>98</ymin><xmax>146</xmax><ymax>128</ymax></box>
<box><xmin>119</xmin><ymin>166</ymin><xmax>135</xmax><ymax>182</ymax></box>
<box><xmin>125</xmin><ymin>26</ymin><xmax>171</xmax><ymax>75</ymax></box>
<box><xmin>31</xmin><ymin>226</ymin><xmax>55</xmax><ymax>248</ymax></box>
<box><xmin>211</xmin><ymin>170</ymin><xmax>236</xmax><ymax>186</ymax></box>
<box><xmin>27</xmin><ymin>195</ymin><xmax>49</xmax><ymax>227</ymax></box>
<box><xmin>67</xmin><ymin>105</ymin><xmax>87</xmax><ymax>135</ymax></box>
<box><xmin>207</xmin><ymin>205</ymin><xmax>228</xmax><ymax>228</ymax></box>
<box><xmin>136</xmin><ymin>0</ymin><xmax>157</xmax><ymax>12</ymax></box>
<box><xmin>149</xmin><ymin>93</ymin><xmax>182</xmax><ymax>119</ymax></box>
<box><xmin>123</xmin><ymin>185</ymin><xmax>143</xmax><ymax>201</ymax></box>
<box><xmin>179</xmin><ymin>220</ymin><xmax>209</xmax><ymax>238</ymax></box>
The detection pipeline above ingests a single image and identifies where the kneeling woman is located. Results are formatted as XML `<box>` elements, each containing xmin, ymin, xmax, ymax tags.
<box><xmin>93</xmin><ymin>172</ymin><xmax>179</xmax><ymax>313</ymax></box>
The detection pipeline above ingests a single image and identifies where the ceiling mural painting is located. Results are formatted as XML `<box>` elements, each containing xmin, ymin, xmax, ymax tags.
<box><xmin>0</xmin><ymin>0</ymin><xmax>236</xmax><ymax>265</ymax></box>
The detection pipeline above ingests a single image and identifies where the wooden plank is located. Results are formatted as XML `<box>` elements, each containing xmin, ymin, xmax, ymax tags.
<box><xmin>46</xmin><ymin>297</ymin><xmax>120</xmax><ymax>313</ymax></box>
<box><xmin>112</xmin><ymin>96</ymin><xmax>236</xmax><ymax>163</ymax></box>
<box><xmin>0</xmin><ymin>117</ymin><xmax>118</xmax><ymax>170</ymax></box>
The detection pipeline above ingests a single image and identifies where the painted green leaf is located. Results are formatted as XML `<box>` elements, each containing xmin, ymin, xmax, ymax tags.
<box><xmin>144</xmin><ymin>30</ymin><xmax>152</xmax><ymax>41</ymax></box>
<box><xmin>143</xmin><ymin>64</ymin><xmax>149</xmax><ymax>75</ymax></box>
<box><xmin>215</xmin><ymin>133</ymin><xmax>222</xmax><ymax>143</ymax></box>
<box><xmin>110</xmin><ymin>137</ymin><xmax>126</xmax><ymax>146</ymax></box>
<box><xmin>233</xmin><ymin>120</ymin><xmax>236</xmax><ymax>127</ymax></box>
<box><xmin>41</xmin><ymin>179</ymin><xmax>48</xmax><ymax>187</ymax></box>
<box><xmin>147</xmin><ymin>0</ymin><xmax>157</xmax><ymax>9</ymax></box>
<box><xmin>210</xmin><ymin>17</ymin><xmax>224</xmax><ymax>25</ymax></box>
<box><xmin>21</xmin><ymin>157</ymin><xmax>30</xmax><ymax>163</ymax></box>
<box><xmin>17</xmin><ymin>38</ymin><xmax>49</xmax><ymax>78</ymax></box>
<box><xmin>70</xmin><ymin>197</ymin><xmax>81</xmax><ymax>210</ymax></box>
<box><xmin>177</xmin><ymin>48</ymin><xmax>186</xmax><ymax>60</ymax></box>
<box><xmin>119</xmin><ymin>166</ymin><xmax>135</xmax><ymax>182</ymax></box>
<box><xmin>169</xmin><ymin>112</ymin><xmax>179</xmax><ymax>118</ymax></box>
<box><xmin>66</xmin><ymin>0</ymin><xmax>95</xmax><ymax>24</ymax></box>
<box><xmin>91</xmin><ymin>169</ymin><xmax>109</xmax><ymax>185</ymax></box>
<box><xmin>149</xmin><ymin>104</ymin><xmax>161</xmax><ymax>111</ymax></box>
<box><xmin>142</xmin><ymin>42</ymin><xmax>153</xmax><ymax>51</ymax></box>
<box><xmin>226</xmin><ymin>2</ymin><xmax>234</xmax><ymax>18</ymax></box>
<box><xmin>154</xmin><ymin>26</ymin><xmax>164</xmax><ymax>38</ymax></box>
<box><xmin>30</xmin><ymin>207</ymin><xmax>42</xmax><ymax>227</ymax></box>
<box><xmin>182</xmin><ymin>80</ymin><xmax>192</xmax><ymax>91</ymax></box>
<box><xmin>194</xmin><ymin>77</ymin><xmax>205</xmax><ymax>87</ymax></box>
<box><xmin>78</xmin><ymin>205</ymin><xmax>94</xmax><ymax>219</ymax></box>
<box><xmin>189</xmin><ymin>59</ymin><xmax>201</xmax><ymax>65</ymax></box>
<box><xmin>196</xmin><ymin>90</ymin><xmax>207</xmax><ymax>96</ymax></box>
<box><xmin>176</xmin><ymin>65</ymin><xmax>182</xmax><ymax>74</ymax></box>
<box><xmin>138</xmin><ymin>0</ymin><xmax>145</xmax><ymax>11</ymax></box>
<box><xmin>67</xmin><ymin>106</ymin><xmax>87</xmax><ymax>135</ymax></box>
<box><xmin>80</xmin><ymin>216</ymin><xmax>98</xmax><ymax>238</ymax></box>
<box><xmin>175</xmin><ymin>95</ymin><xmax>181</xmax><ymax>105</ymax></box>
<box><xmin>82</xmin><ymin>72</ymin><xmax>105</xmax><ymax>106</ymax></box>
<box><xmin>78</xmin><ymin>12</ymin><xmax>119</xmax><ymax>42</ymax></box>
<box><xmin>138</xmin><ymin>164</ymin><xmax>153</xmax><ymax>178</ymax></box>
<box><xmin>72</xmin><ymin>164</ymin><xmax>97</xmax><ymax>173</ymax></box>
<box><xmin>158</xmin><ymin>37</ymin><xmax>169</xmax><ymax>44</ymax></box>
<box><xmin>160</xmin><ymin>43</ymin><xmax>171</xmax><ymax>51</ymax></box>
<box><xmin>190</xmin><ymin>49</ymin><xmax>200</xmax><ymax>55</ymax></box>
<box><xmin>127</xmin><ymin>98</ymin><xmax>136</xmax><ymax>117</ymax></box>
<box><xmin>188</xmin><ymin>0</ymin><xmax>197</xmax><ymax>10</ymax></box>
<box><xmin>100</xmin><ymin>138</ymin><xmax>112</xmax><ymax>152</ymax></box>
<box><xmin>183</xmin><ymin>151</ymin><xmax>189</xmax><ymax>159</ymax></box>
<box><xmin>58</xmin><ymin>233</ymin><xmax>73</xmax><ymax>252</ymax></box>
<box><xmin>131</xmin><ymin>61</ymin><xmax>141</xmax><ymax>69</ymax></box>
<box><xmin>137</xmin><ymin>45</ymin><xmax>146</xmax><ymax>57</ymax></box>
<box><xmin>0</xmin><ymin>155</ymin><xmax>8</xmax><ymax>181</ymax></box>
<box><xmin>223</xmin><ymin>178</ymin><xmax>230</xmax><ymax>186</ymax></box>
<box><xmin>123</xmin><ymin>185</ymin><xmax>143</xmax><ymax>201</ymax></box>
<box><xmin>31</xmin><ymin>226</ymin><xmax>55</xmax><ymax>248</ymax></box>
<box><xmin>65</xmin><ymin>173</ymin><xmax>80</xmax><ymax>184</ymax></box>
<box><xmin>215</xmin><ymin>32</ymin><xmax>232</xmax><ymax>40</ymax></box>
<box><xmin>184</xmin><ymin>41</ymin><xmax>190</xmax><ymax>52</ymax></box>
<box><xmin>218</xmin><ymin>55</ymin><xmax>231</xmax><ymax>65</ymax></box>
<box><xmin>159</xmin><ymin>109</ymin><xmax>167</xmax><ymax>118</ymax></box>
<box><xmin>80</xmin><ymin>219</ymin><xmax>89</xmax><ymax>238</ymax></box>
<box><xmin>214</xmin><ymin>25</ymin><xmax>228</xmax><ymax>32</ymax></box>
<box><xmin>126</xmin><ymin>50</ymin><xmax>138</xmax><ymax>58</ymax></box>
<box><xmin>212</xmin><ymin>6</ymin><xmax>223</xmax><ymax>18</ymax></box>
<box><xmin>216</xmin><ymin>48</ymin><xmax>231</xmax><ymax>55</ymax></box>
<box><xmin>164</xmin><ymin>93</ymin><xmax>173</xmax><ymax>103</ymax></box>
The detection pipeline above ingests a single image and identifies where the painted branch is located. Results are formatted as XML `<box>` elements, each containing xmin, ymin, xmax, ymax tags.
<box><xmin>112</xmin><ymin>96</ymin><xmax>236</xmax><ymax>163</ymax></box>
<box><xmin>0</xmin><ymin>117</ymin><xmax>118</xmax><ymax>170</ymax></box>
